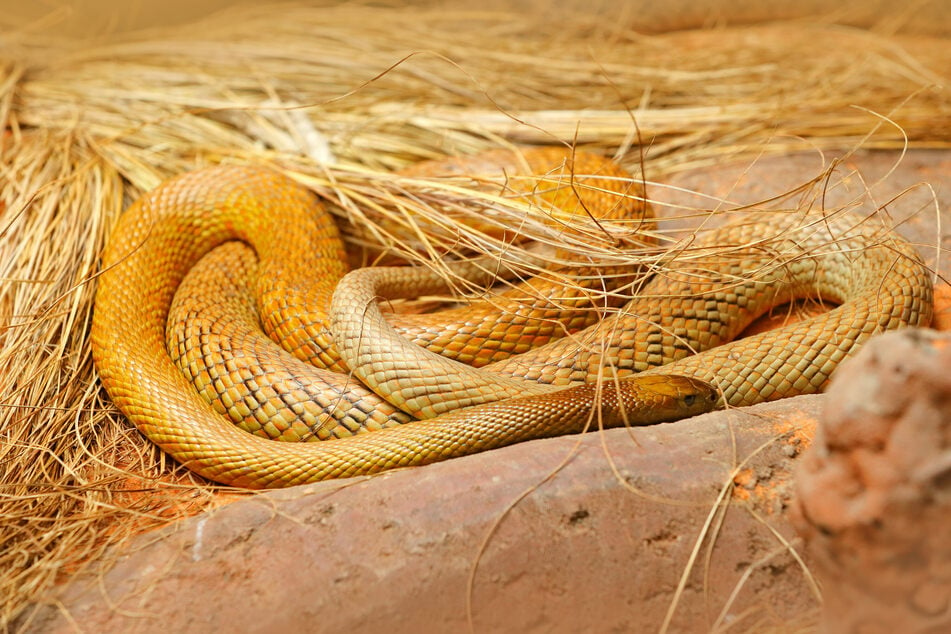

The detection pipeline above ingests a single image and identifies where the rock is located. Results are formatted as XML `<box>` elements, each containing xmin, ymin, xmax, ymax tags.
<box><xmin>792</xmin><ymin>329</ymin><xmax>951</xmax><ymax>633</ymax></box>
<box><xmin>22</xmin><ymin>397</ymin><xmax>822</xmax><ymax>634</ymax></box>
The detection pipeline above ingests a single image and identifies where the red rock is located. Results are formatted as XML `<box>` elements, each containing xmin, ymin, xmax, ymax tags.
<box><xmin>22</xmin><ymin>397</ymin><xmax>822</xmax><ymax>633</ymax></box>
<box><xmin>793</xmin><ymin>329</ymin><xmax>951</xmax><ymax>633</ymax></box>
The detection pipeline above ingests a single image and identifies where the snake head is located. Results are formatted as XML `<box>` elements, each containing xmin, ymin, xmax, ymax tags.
<box><xmin>621</xmin><ymin>374</ymin><xmax>720</xmax><ymax>424</ymax></box>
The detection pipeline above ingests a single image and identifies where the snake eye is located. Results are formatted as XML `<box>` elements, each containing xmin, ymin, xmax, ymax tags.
<box><xmin>683</xmin><ymin>394</ymin><xmax>696</xmax><ymax>407</ymax></box>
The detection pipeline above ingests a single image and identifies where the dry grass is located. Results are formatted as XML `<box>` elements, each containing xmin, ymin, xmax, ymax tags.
<box><xmin>1</xmin><ymin>1</ymin><xmax>949</xmax><ymax>630</ymax></box>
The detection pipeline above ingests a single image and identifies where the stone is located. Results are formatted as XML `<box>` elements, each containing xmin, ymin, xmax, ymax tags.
<box><xmin>792</xmin><ymin>329</ymin><xmax>951</xmax><ymax>634</ymax></box>
<box><xmin>22</xmin><ymin>397</ymin><xmax>822</xmax><ymax>633</ymax></box>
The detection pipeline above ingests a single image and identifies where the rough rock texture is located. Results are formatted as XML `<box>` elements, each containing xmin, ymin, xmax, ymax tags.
<box><xmin>793</xmin><ymin>329</ymin><xmax>951</xmax><ymax>633</ymax></box>
<box><xmin>23</xmin><ymin>398</ymin><xmax>819</xmax><ymax>633</ymax></box>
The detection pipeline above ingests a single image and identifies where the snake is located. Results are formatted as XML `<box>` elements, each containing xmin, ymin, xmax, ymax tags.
<box><xmin>90</xmin><ymin>149</ymin><xmax>933</xmax><ymax>488</ymax></box>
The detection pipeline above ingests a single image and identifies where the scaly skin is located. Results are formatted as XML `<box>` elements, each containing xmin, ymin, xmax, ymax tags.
<box><xmin>330</xmin><ymin>210</ymin><xmax>934</xmax><ymax>416</ymax></box>
<box><xmin>91</xmin><ymin>152</ymin><xmax>933</xmax><ymax>487</ymax></box>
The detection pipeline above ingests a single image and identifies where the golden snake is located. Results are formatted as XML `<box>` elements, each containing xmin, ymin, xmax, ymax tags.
<box><xmin>90</xmin><ymin>150</ymin><xmax>933</xmax><ymax>488</ymax></box>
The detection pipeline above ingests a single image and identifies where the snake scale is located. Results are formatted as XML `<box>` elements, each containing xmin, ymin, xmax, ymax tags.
<box><xmin>90</xmin><ymin>149</ymin><xmax>933</xmax><ymax>488</ymax></box>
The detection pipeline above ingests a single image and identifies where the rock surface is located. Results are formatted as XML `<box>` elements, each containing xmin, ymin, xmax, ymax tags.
<box><xmin>793</xmin><ymin>329</ymin><xmax>951</xmax><ymax>633</ymax></box>
<box><xmin>23</xmin><ymin>398</ymin><xmax>820</xmax><ymax>633</ymax></box>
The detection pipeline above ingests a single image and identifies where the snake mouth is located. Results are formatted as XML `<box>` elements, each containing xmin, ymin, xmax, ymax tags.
<box><xmin>681</xmin><ymin>381</ymin><xmax>722</xmax><ymax>412</ymax></box>
<box><xmin>605</xmin><ymin>374</ymin><xmax>720</xmax><ymax>426</ymax></box>
<box><xmin>662</xmin><ymin>375</ymin><xmax>721</xmax><ymax>421</ymax></box>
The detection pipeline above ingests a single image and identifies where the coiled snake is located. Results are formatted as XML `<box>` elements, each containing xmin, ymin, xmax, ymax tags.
<box><xmin>90</xmin><ymin>149</ymin><xmax>933</xmax><ymax>488</ymax></box>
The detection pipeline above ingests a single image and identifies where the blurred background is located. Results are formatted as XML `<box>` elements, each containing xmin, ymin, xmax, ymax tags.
<box><xmin>3</xmin><ymin>0</ymin><xmax>949</xmax><ymax>38</ymax></box>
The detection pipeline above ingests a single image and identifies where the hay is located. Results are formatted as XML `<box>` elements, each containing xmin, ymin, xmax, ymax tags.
<box><xmin>1</xmin><ymin>1</ymin><xmax>949</xmax><ymax>629</ymax></box>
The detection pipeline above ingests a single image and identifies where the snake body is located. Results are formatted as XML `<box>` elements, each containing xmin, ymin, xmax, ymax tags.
<box><xmin>91</xmin><ymin>152</ymin><xmax>933</xmax><ymax>488</ymax></box>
